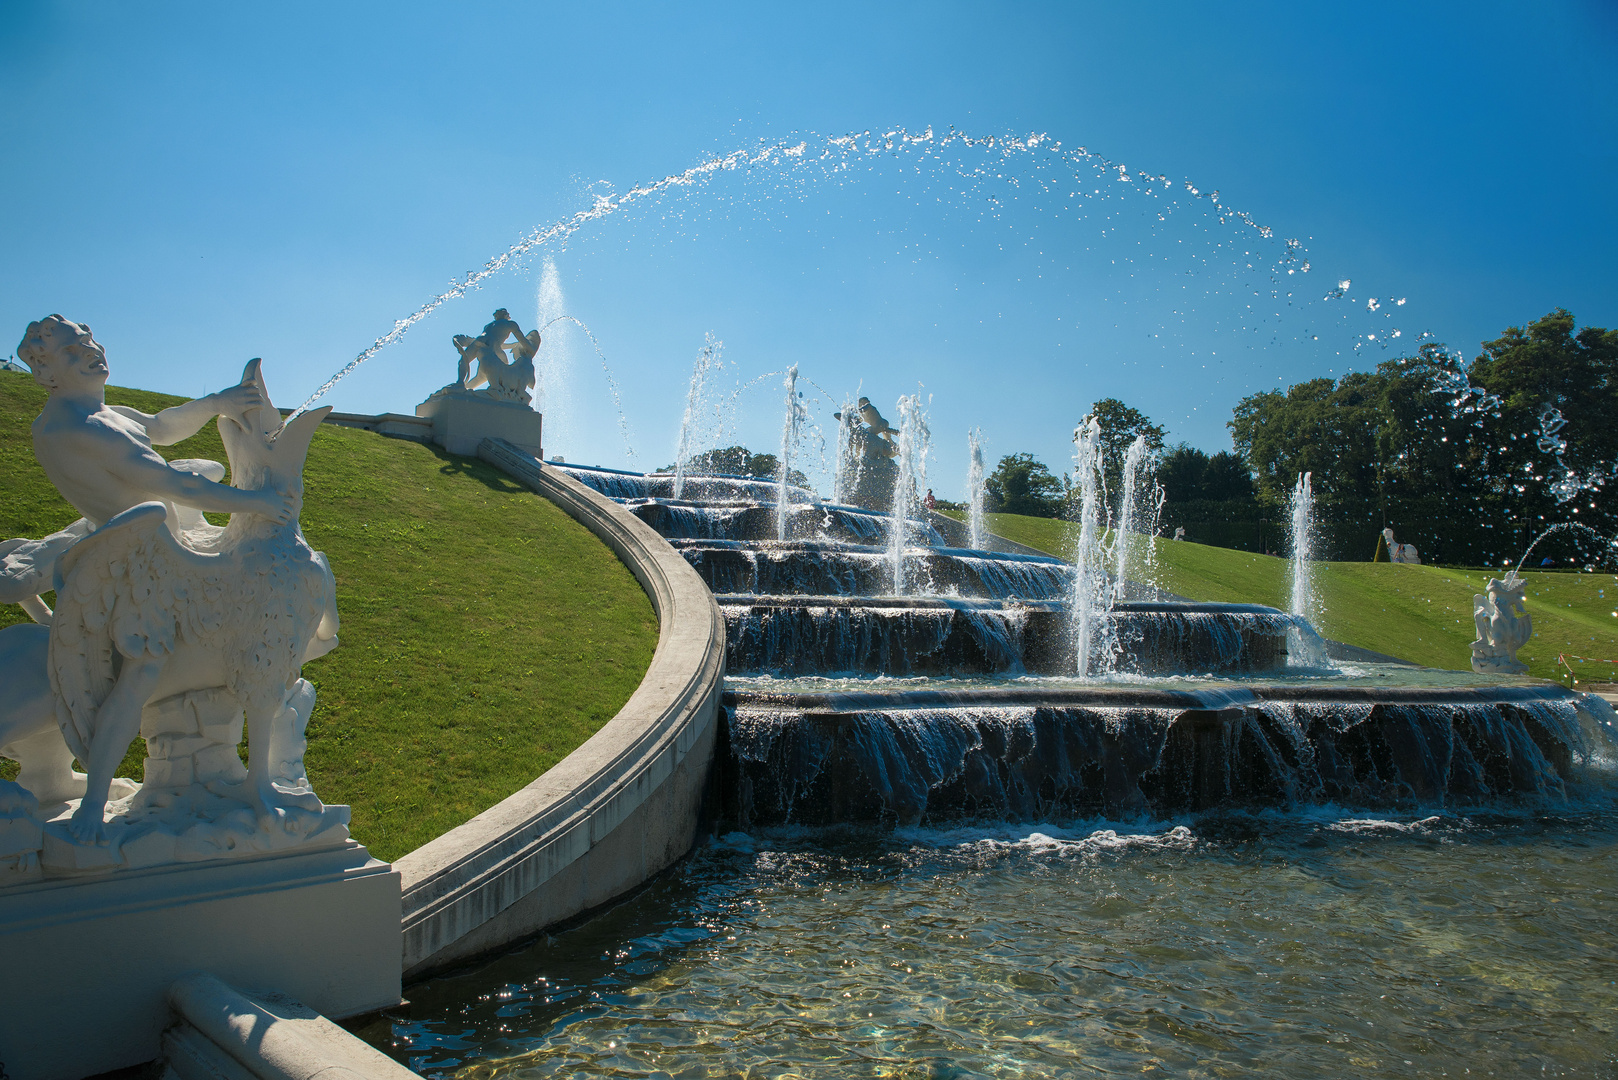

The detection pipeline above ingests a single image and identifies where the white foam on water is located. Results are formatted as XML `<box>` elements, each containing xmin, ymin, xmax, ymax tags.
<box><xmin>1326</xmin><ymin>815</ymin><xmax>1445</xmax><ymax>835</ymax></box>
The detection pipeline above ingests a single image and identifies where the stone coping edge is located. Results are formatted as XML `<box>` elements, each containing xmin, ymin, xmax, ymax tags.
<box><xmin>391</xmin><ymin>437</ymin><xmax>725</xmax><ymax>976</ymax></box>
<box><xmin>165</xmin><ymin>974</ymin><xmax>418</xmax><ymax>1080</ymax></box>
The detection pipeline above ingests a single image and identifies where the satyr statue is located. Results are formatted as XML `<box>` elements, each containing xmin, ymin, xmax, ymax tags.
<box><xmin>1471</xmin><ymin>573</ymin><xmax>1532</xmax><ymax>675</ymax></box>
<box><xmin>444</xmin><ymin>309</ymin><xmax>538</xmax><ymax>406</ymax></box>
<box><xmin>0</xmin><ymin>316</ymin><xmax>345</xmax><ymax>876</ymax></box>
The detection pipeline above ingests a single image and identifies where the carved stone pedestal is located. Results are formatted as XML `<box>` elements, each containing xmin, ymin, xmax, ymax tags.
<box><xmin>0</xmin><ymin>842</ymin><xmax>401</xmax><ymax>1080</ymax></box>
<box><xmin>416</xmin><ymin>389</ymin><xmax>542</xmax><ymax>457</ymax></box>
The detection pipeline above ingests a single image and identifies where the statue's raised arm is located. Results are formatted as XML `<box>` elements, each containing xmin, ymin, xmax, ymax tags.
<box><xmin>21</xmin><ymin>316</ymin><xmax>295</xmax><ymax>530</ymax></box>
<box><xmin>108</xmin><ymin>376</ymin><xmax>269</xmax><ymax>447</ymax></box>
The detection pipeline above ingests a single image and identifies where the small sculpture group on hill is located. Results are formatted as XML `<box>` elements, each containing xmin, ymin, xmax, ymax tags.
<box><xmin>436</xmin><ymin>308</ymin><xmax>539</xmax><ymax>406</ymax></box>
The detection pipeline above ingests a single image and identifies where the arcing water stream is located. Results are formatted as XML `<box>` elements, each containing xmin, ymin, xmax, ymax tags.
<box><xmin>286</xmin><ymin>122</ymin><xmax>1605</xmax><ymax>551</ymax></box>
<box><xmin>537</xmin><ymin>313</ymin><xmax>637</xmax><ymax>462</ymax></box>
<box><xmin>287</xmin><ymin>123</ymin><xmax>1340</xmax><ymax>443</ymax></box>
<box><xmin>1514</xmin><ymin>520</ymin><xmax>1618</xmax><ymax>575</ymax></box>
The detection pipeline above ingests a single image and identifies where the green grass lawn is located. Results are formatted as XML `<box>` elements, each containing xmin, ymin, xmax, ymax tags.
<box><xmin>946</xmin><ymin>509</ymin><xmax>1618</xmax><ymax>684</ymax></box>
<box><xmin>1</xmin><ymin>371</ymin><xmax>657</xmax><ymax>861</ymax></box>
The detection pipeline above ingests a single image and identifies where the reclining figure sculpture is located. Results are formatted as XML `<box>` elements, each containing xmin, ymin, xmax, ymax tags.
<box><xmin>0</xmin><ymin>316</ymin><xmax>345</xmax><ymax>876</ymax></box>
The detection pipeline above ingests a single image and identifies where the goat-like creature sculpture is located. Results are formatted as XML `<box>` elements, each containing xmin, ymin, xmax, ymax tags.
<box><xmin>2</xmin><ymin>315</ymin><xmax>342</xmax><ymax>864</ymax></box>
<box><xmin>50</xmin><ymin>371</ymin><xmax>339</xmax><ymax>842</ymax></box>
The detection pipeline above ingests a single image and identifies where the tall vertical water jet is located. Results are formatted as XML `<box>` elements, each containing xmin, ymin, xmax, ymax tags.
<box><xmin>967</xmin><ymin>428</ymin><xmax>986</xmax><ymax>551</ymax></box>
<box><xmin>1112</xmin><ymin>435</ymin><xmax>1152</xmax><ymax>601</ymax></box>
<box><xmin>776</xmin><ymin>366</ymin><xmax>805</xmax><ymax>541</ymax></box>
<box><xmin>889</xmin><ymin>395</ymin><xmax>930</xmax><ymax>595</ymax></box>
<box><xmin>834</xmin><ymin>395</ymin><xmax>859</xmax><ymax>507</ymax></box>
<box><xmin>1285</xmin><ymin>471</ymin><xmax>1332</xmax><ymax>667</ymax></box>
<box><xmin>1288</xmin><ymin>472</ymin><xmax>1315</xmax><ymax>621</ymax></box>
<box><xmin>673</xmin><ymin>335</ymin><xmax>722</xmax><ymax>500</ymax></box>
<box><xmin>1069</xmin><ymin>417</ymin><xmax>1114</xmax><ymax>676</ymax></box>
<box><xmin>533</xmin><ymin>256</ymin><xmax>574</xmax><ymax>455</ymax></box>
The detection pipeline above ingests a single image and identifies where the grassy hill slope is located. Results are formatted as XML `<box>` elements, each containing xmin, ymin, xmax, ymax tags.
<box><xmin>950</xmin><ymin>509</ymin><xmax>1618</xmax><ymax>684</ymax></box>
<box><xmin>1</xmin><ymin>371</ymin><xmax>657</xmax><ymax>861</ymax></box>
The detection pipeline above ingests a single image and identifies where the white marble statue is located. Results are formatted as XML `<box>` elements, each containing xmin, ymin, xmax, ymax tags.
<box><xmin>0</xmin><ymin>316</ymin><xmax>345</xmax><ymax>875</ymax></box>
<box><xmin>444</xmin><ymin>309</ymin><xmax>538</xmax><ymax>406</ymax></box>
<box><xmin>1471</xmin><ymin>573</ymin><xmax>1532</xmax><ymax>675</ymax></box>
<box><xmin>1381</xmin><ymin>527</ymin><xmax>1420</xmax><ymax>564</ymax></box>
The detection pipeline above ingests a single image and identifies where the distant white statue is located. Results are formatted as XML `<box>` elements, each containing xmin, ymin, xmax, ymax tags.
<box><xmin>1471</xmin><ymin>573</ymin><xmax>1532</xmax><ymax>675</ymax></box>
<box><xmin>1382</xmin><ymin>527</ymin><xmax>1420</xmax><ymax>564</ymax></box>
<box><xmin>446</xmin><ymin>309</ymin><xmax>537</xmax><ymax>406</ymax></box>
<box><xmin>0</xmin><ymin>315</ymin><xmax>345</xmax><ymax>873</ymax></box>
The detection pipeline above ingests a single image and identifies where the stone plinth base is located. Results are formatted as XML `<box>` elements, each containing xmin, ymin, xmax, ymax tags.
<box><xmin>0</xmin><ymin>842</ymin><xmax>401</xmax><ymax>1080</ymax></box>
<box><xmin>415</xmin><ymin>390</ymin><xmax>542</xmax><ymax>457</ymax></box>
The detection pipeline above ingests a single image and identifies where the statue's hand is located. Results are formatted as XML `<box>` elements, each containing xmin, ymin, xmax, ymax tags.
<box><xmin>255</xmin><ymin>487</ymin><xmax>300</xmax><ymax>525</ymax></box>
<box><xmin>210</xmin><ymin>380</ymin><xmax>269</xmax><ymax>419</ymax></box>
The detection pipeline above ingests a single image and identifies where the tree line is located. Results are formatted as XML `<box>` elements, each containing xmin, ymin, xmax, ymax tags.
<box><xmin>983</xmin><ymin>309</ymin><xmax>1617</xmax><ymax>565</ymax></box>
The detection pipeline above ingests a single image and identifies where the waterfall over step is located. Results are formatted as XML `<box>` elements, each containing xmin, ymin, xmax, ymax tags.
<box><xmin>624</xmin><ymin>499</ymin><xmax>933</xmax><ymax>545</ymax></box>
<box><xmin>671</xmin><ymin>539</ymin><xmax>1073</xmax><ymax>600</ymax></box>
<box><xmin>549</xmin><ymin>461</ymin><xmax>1614</xmax><ymax>821</ymax></box>
<box><xmin>719</xmin><ymin>598</ymin><xmax>1303</xmax><ymax>678</ymax></box>
<box><xmin>719</xmin><ymin>686</ymin><xmax>1606</xmax><ymax>826</ymax></box>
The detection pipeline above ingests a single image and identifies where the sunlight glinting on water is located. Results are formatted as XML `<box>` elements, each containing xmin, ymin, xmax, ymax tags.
<box><xmin>364</xmin><ymin>803</ymin><xmax>1618</xmax><ymax>1078</ymax></box>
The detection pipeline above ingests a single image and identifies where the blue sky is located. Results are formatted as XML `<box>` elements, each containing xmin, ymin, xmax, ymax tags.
<box><xmin>3</xmin><ymin>1</ymin><xmax>1614</xmax><ymax>497</ymax></box>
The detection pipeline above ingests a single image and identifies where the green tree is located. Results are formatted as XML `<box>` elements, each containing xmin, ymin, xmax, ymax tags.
<box><xmin>1160</xmin><ymin>444</ymin><xmax>1257</xmax><ymax>504</ymax></box>
<box><xmin>985</xmin><ymin>453</ymin><xmax>1064</xmax><ymax>518</ymax></box>
<box><xmin>672</xmin><ymin>445</ymin><xmax>807</xmax><ymax>486</ymax></box>
<box><xmin>1229</xmin><ymin>374</ymin><xmax>1391</xmax><ymax>502</ymax></box>
<box><xmin>1371</xmin><ymin>343</ymin><xmax>1486</xmax><ymax>500</ymax></box>
<box><xmin>1158</xmin><ymin>444</ymin><xmax>1210</xmax><ymax>504</ymax></box>
<box><xmin>1086</xmin><ymin>398</ymin><xmax>1165</xmax><ymax>494</ymax></box>
<box><xmin>1229</xmin><ymin>313</ymin><xmax>1616</xmax><ymax>515</ymax></box>
<box><xmin>1467</xmin><ymin>309</ymin><xmax>1618</xmax><ymax>511</ymax></box>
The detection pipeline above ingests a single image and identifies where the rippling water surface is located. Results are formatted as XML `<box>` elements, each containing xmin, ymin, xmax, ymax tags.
<box><xmin>360</xmin><ymin>798</ymin><xmax>1618</xmax><ymax>1078</ymax></box>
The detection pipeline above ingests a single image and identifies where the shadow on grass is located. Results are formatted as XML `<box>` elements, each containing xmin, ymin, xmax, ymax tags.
<box><xmin>432</xmin><ymin>447</ymin><xmax>528</xmax><ymax>493</ymax></box>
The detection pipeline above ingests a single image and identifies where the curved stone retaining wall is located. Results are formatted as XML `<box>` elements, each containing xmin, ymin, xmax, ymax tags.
<box><xmin>393</xmin><ymin>438</ymin><xmax>725</xmax><ymax>978</ymax></box>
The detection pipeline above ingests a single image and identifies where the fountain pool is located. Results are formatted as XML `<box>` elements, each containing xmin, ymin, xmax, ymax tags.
<box><xmin>358</xmin><ymin>457</ymin><xmax>1618</xmax><ymax>1076</ymax></box>
<box><xmin>361</xmin><ymin>799</ymin><xmax>1618</xmax><ymax>1077</ymax></box>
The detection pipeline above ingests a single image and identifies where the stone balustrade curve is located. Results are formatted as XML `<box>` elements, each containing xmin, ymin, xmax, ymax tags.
<box><xmin>393</xmin><ymin>437</ymin><xmax>725</xmax><ymax>977</ymax></box>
